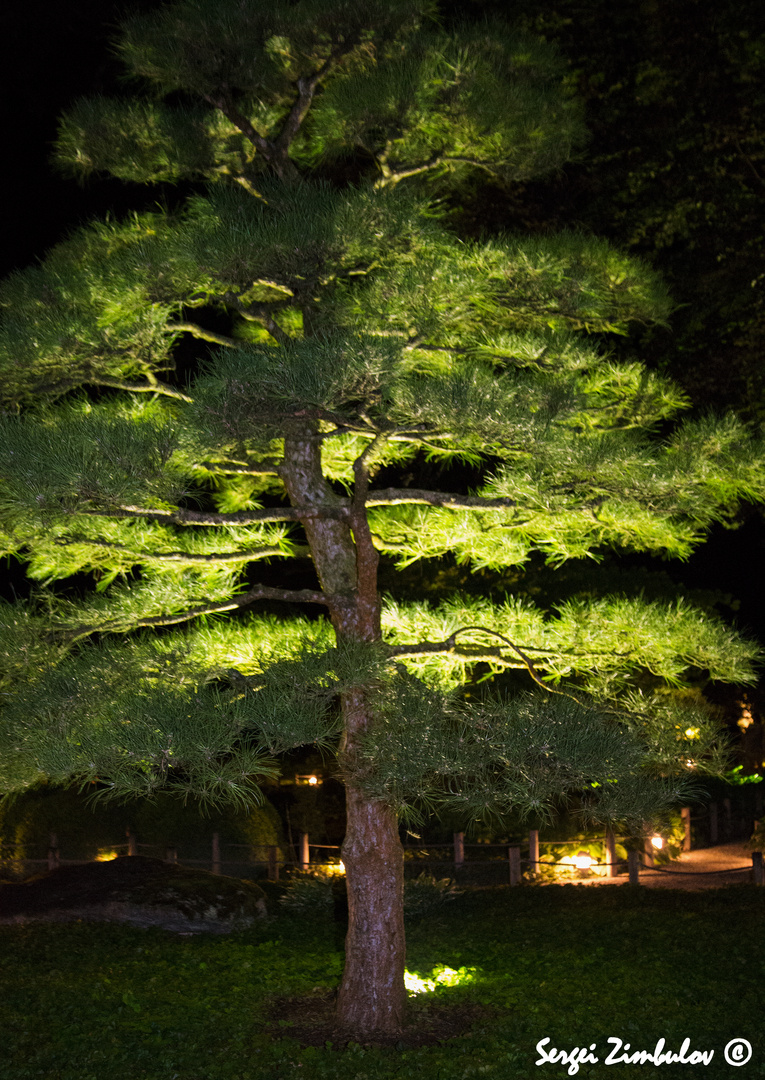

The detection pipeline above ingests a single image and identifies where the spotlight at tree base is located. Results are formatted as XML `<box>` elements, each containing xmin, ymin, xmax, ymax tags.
<box><xmin>313</xmin><ymin>860</ymin><xmax>345</xmax><ymax>877</ymax></box>
<box><xmin>404</xmin><ymin>966</ymin><xmax>476</xmax><ymax>995</ymax></box>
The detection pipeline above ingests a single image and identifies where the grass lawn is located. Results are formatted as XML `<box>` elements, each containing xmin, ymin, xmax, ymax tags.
<box><xmin>1</xmin><ymin>884</ymin><xmax>763</xmax><ymax>1080</ymax></box>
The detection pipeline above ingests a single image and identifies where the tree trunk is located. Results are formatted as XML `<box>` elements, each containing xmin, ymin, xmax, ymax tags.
<box><xmin>281</xmin><ymin>425</ymin><xmax>406</xmax><ymax>1036</ymax></box>
<box><xmin>336</xmin><ymin>783</ymin><xmax>406</xmax><ymax>1035</ymax></box>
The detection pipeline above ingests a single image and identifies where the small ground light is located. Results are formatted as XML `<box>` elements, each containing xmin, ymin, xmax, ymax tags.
<box><xmin>573</xmin><ymin>850</ymin><xmax>593</xmax><ymax>870</ymax></box>
<box><xmin>651</xmin><ymin>835</ymin><xmax>664</xmax><ymax>850</ymax></box>
<box><xmin>307</xmin><ymin>775</ymin><xmax>318</xmax><ymax>785</ymax></box>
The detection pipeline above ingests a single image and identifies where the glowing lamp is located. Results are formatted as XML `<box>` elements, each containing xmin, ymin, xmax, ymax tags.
<box><xmin>308</xmin><ymin>775</ymin><xmax>318</xmax><ymax>785</ymax></box>
<box><xmin>650</xmin><ymin>835</ymin><xmax>664</xmax><ymax>850</ymax></box>
<box><xmin>573</xmin><ymin>850</ymin><xmax>593</xmax><ymax>870</ymax></box>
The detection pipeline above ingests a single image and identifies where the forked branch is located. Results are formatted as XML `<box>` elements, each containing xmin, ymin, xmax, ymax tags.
<box><xmin>387</xmin><ymin>625</ymin><xmax>557</xmax><ymax>691</ymax></box>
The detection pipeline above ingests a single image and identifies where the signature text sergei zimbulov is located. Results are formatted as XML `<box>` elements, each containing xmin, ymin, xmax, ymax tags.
<box><xmin>535</xmin><ymin>1036</ymin><xmax>753</xmax><ymax>1074</ymax></box>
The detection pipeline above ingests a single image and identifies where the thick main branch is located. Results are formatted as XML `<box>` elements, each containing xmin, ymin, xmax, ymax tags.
<box><xmin>86</xmin><ymin>502</ymin><xmax>349</xmax><ymax>527</ymax></box>
<box><xmin>63</xmin><ymin>582</ymin><xmax>330</xmax><ymax>642</ymax></box>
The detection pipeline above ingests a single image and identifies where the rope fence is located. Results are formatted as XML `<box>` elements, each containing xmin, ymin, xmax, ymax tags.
<box><xmin>2</xmin><ymin>794</ymin><xmax>762</xmax><ymax>887</ymax></box>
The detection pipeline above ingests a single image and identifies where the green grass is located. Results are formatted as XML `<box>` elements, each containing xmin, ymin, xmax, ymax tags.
<box><xmin>1</xmin><ymin>885</ymin><xmax>764</xmax><ymax>1079</ymax></box>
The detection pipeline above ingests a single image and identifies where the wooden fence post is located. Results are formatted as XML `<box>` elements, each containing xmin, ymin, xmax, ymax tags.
<box><xmin>643</xmin><ymin>838</ymin><xmax>654</xmax><ymax>867</ymax></box>
<box><xmin>528</xmin><ymin>829</ymin><xmax>539</xmax><ymax>875</ymax></box>
<box><xmin>628</xmin><ymin>850</ymin><xmax>640</xmax><ymax>885</ymax></box>
<box><xmin>709</xmin><ymin>802</ymin><xmax>718</xmax><ymax>844</ymax></box>
<box><xmin>508</xmin><ymin>846</ymin><xmax>521</xmax><ymax>887</ymax></box>
<box><xmin>211</xmin><ymin>832</ymin><xmax>221</xmax><ymax>875</ymax></box>
<box><xmin>722</xmin><ymin>797</ymin><xmax>732</xmax><ymax>839</ymax></box>
<box><xmin>268</xmin><ymin>845</ymin><xmax>279</xmax><ymax>881</ymax></box>
<box><xmin>753</xmin><ymin>851</ymin><xmax>764</xmax><ymax>886</ymax></box>
<box><xmin>453</xmin><ymin>832</ymin><xmax>465</xmax><ymax>869</ymax></box>
<box><xmin>47</xmin><ymin>832</ymin><xmax>60</xmax><ymax>871</ymax></box>
<box><xmin>604</xmin><ymin>829</ymin><xmax>617</xmax><ymax>878</ymax></box>
<box><xmin>126</xmin><ymin>829</ymin><xmax>137</xmax><ymax>857</ymax></box>
<box><xmin>165</xmin><ymin>846</ymin><xmax>178</xmax><ymax>864</ymax></box>
<box><xmin>299</xmin><ymin>832</ymin><xmax>310</xmax><ymax>871</ymax></box>
<box><xmin>681</xmin><ymin>807</ymin><xmax>692</xmax><ymax>851</ymax></box>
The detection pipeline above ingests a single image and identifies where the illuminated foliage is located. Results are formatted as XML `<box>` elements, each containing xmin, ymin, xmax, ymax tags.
<box><xmin>0</xmin><ymin>0</ymin><xmax>762</xmax><ymax>1037</ymax></box>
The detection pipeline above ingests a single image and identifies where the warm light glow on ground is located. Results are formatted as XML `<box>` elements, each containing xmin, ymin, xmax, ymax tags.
<box><xmin>96</xmin><ymin>850</ymin><xmax>119</xmax><ymax>862</ymax></box>
<box><xmin>320</xmin><ymin>860</ymin><xmax>345</xmax><ymax>877</ymax></box>
<box><xmin>404</xmin><ymin>965</ymin><xmax>476</xmax><ymax>995</ymax></box>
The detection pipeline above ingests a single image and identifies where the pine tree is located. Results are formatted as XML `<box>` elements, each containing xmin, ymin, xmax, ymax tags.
<box><xmin>0</xmin><ymin>0</ymin><xmax>763</xmax><ymax>1037</ymax></box>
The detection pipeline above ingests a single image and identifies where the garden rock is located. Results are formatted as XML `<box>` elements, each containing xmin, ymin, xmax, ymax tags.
<box><xmin>0</xmin><ymin>855</ymin><xmax>267</xmax><ymax>933</ymax></box>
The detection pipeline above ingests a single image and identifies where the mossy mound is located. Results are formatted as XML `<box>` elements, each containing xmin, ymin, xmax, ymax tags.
<box><xmin>0</xmin><ymin>855</ymin><xmax>267</xmax><ymax>933</ymax></box>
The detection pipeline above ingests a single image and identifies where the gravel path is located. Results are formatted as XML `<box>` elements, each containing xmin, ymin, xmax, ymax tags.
<box><xmin>635</xmin><ymin>842</ymin><xmax>756</xmax><ymax>889</ymax></box>
<box><xmin>587</xmin><ymin>842</ymin><xmax>757</xmax><ymax>890</ymax></box>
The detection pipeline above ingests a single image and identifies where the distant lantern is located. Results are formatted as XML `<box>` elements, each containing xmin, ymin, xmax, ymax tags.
<box><xmin>651</xmin><ymin>835</ymin><xmax>664</xmax><ymax>850</ymax></box>
<box><xmin>573</xmin><ymin>850</ymin><xmax>593</xmax><ymax>870</ymax></box>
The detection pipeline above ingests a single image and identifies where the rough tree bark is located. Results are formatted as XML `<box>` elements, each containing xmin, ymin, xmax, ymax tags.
<box><xmin>337</xmin><ymin>775</ymin><xmax>407</xmax><ymax>1035</ymax></box>
<box><xmin>281</xmin><ymin>423</ymin><xmax>407</xmax><ymax>1035</ymax></box>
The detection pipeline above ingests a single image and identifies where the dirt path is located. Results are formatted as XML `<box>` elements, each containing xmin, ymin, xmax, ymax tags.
<box><xmin>589</xmin><ymin>842</ymin><xmax>756</xmax><ymax>890</ymax></box>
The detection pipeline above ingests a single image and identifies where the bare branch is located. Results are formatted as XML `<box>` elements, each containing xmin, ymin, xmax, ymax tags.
<box><xmin>55</xmin><ymin>534</ymin><xmax>298</xmax><ymax>565</ymax></box>
<box><xmin>388</xmin><ymin>627</ymin><xmax>628</xmax><ymax>706</ymax></box>
<box><xmin>82</xmin><ymin>501</ymin><xmax>349</xmax><ymax>527</ymax></box>
<box><xmin>204</xmin><ymin>95</ymin><xmax>300</xmax><ymax>182</ymax></box>
<box><xmin>232</xmin><ymin>174</ymin><xmax>267</xmax><ymax>200</ymax></box>
<box><xmin>386</xmin><ymin>632</ymin><xmax>555</xmax><ymax>689</ymax></box>
<box><xmin>386</xmin><ymin>638</ymin><xmax>514</xmax><ymax>664</ymax></box>
<box><xmin>450</xmin><ymin>625</ymin><xmax>556</xmax><ymax>691</ymax></box>
<box><xmin>89</xmin><ymin>378</ymin><xmax>193</xmax><ymax>403</ymax></box>
<box><xmin>373</xmin><ymin>155</ymin><xmax>443</xmax><ymax>189</ymax></box>
<box><xmin>197</xmin><ymin>460</ymin><xmax>283</xmax><ymax>477</ymax></box>
<box><xmin>170</xmin><ymin>322</ymin><xmax>239</xmax><ymax>348</ymax></box>
<box><xmin>62</xmin><ymin>582</ymin><xmax>331</xmax><ymax>644</ymax></box>
<box><xmin>272</xmin><ymin>37</ymin><xmax>361</xmax><ymax>155</ymax></box>
<box><xmin>366</xmin><ymin>488</ymin><xmax>519</xmax><ymax>510</ymax></box>
<box><xmin>222</xmin><ymin>293</ymin><xmax>291</xmax><ymax>345</ymax></box>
